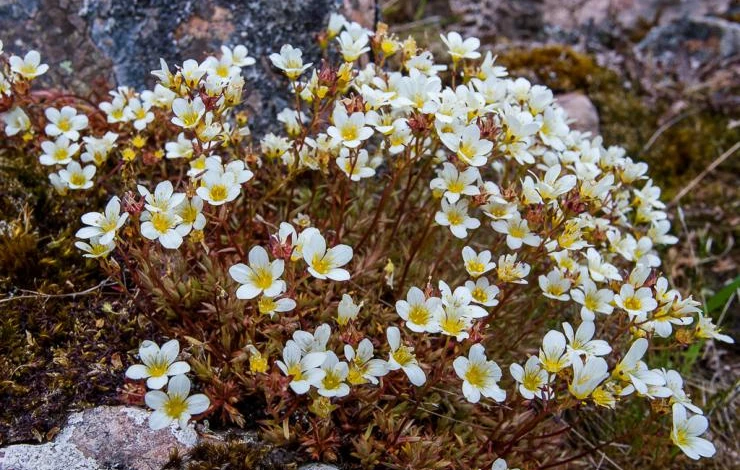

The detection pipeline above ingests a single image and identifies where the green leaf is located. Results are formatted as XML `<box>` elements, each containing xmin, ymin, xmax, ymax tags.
<box><xmin>705</xmin><ymin>275</ymin><xmax>740</xmax><ymax>314</ymax></box>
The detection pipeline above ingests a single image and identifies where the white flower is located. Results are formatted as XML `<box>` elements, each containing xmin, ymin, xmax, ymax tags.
<box><xmin>302</xmin><ymin>232</ymin><xmax>353</xmax><ymax>281</ymax></box>
<box><xmin>386</xmin><ymin>326</ymin><xmax>426</xmax><ymax>386</ymax></box>
<box><xmin>660</xmin><ymin>369</ymin><xmax>703</xmax><ymax>414</ymax></box>
<box><xmin>586</xmin><ymin>248</ymin><xmax>622</xmax><ymax>282</ymax></box>
<box><xmin>74</xmin><ymin>236</ymin><xmax>115</xmax><ymax>258</ymax></box>
<box><xmin>534</xmin><ymin>164</ymin><xmax>576</xmax><ymax>201</ymax></box>
<box><xmin>99</xmin><ymin>97</ymin><xmax>129</xmax><ymax>123</ymax></box>
<box><xmin>396</xmin><ymin>286</ymin><xmax>442</xmax><ymax>333</ymax></box>
<box><xmin>44</xmin><ymin>106</ymin><xmax>88</xmax><ymax>141</ymax></box>
<box><xmin>491</xmin><ymin>214</ymin><xmax>541</xmax><ymax>250</ymax></box>
<box><xmin>316</xmin><ymin>352</ymin><xmax>350</xmax><ymax>398</ymax></box>
<box><xmin>165</xmin><ymin>133</ymin><xmax>195</xmax><ymax>160</ymax></box>
<box><xmin>671</xmin><ymin>404</ymin><xmax>715</xmax><ymax>460</ymax></box>
<box><xmin>510</xmin><ymin>356</ymin><xmax>549</xmax><ymax>400</ymax></box>
<box><xmin>336</xmin><ymin>31</ymin><xmax>370</xmax><ymax>62</ymax></box>
<box><xmin>538</xmin><ymin>269</ymin><xmax>571</xmax><ymax>301</ymax></box>
<box><xmin>327</xmin><ymin>13</ymin><xmax>346</xmax><ymax>38</ymax></box>
<box><xmin>2</xmin><ymin>106</ymin><xmax>31</xmax><ymax>136</ymax></box>
<box><xmin>611</xmin><ymin>338</ymin><xmax>663</xmax><ymax>395</ymax></box>
<box><xmin>171</xmin><ymin>97</ymin><xmax>206</xmax><ymax>129</ymax></box>
<box><xmin>269</xmin><ymin>44</ymin><xmax>312</xmax><ymax>80</ymax></box>
<box><xmin>125</xmin><ymin>98</ymin><xmax>155</xmax><ymax>131</ymax></box>
<box><xmin>223</xmin><ymin>44</ymin><xmax>256</xmax><ymax>67</ymax></box>
<box><xmin>58</xmin><ymin>161</ymin><xmax>96</xmax><ymax>190</ymax></box>
<box><xmin>336</xmin><ymin>148</ymin><xmax>376</xmax><ymax>181</ymax></box>
<box><xmin>145</xmin><ymin>374</ymin><xmax>210</xmax><ymax>430</ymax></box>
<box><xmin>39</xmin><ymin>137</ymin><xmax>81</xmax><ymax>166</ymax></box>
<box><xmin>435</xmin><ymin>199</ymin><xmax>480</xmax><ymax>239</ymax></box>
<box><xmin>327</xmin><ymin>106</ymin><xmax>373</xmax><ymax>148</ymax></box>
<box><xmin>229</xmin><ymin>246</ymin><xmax>286</xmax><ymax>299</ymax></box>
<box><xmin>695</xmin><ymin>313</ymin><xmax>734</xmax><ymax>343</ymax></box>
<box><xmin>140</xmin><ymin>209</ymin><xmax>185</xmax><ymax>249</ymax></box>
<box><xmin>570</xmin><ymin>278</ymin><xmax>614</xmax><ymax>320</ymax></box>
<box><xmin>614</xmin><ymin>283</ymin><xmax>657</xmax><ymax>320</ymax></box>
<box><xmin>337</xmin><ymin>294</ymin><xmax>362</xmax><ymax>326</ymax></box>
<box><xmin>562</xmin><ymin>321</ymin><xmax>611</xmax><ymax>359</ymax></box>
<box><xmin>453</xmin><ymin>344</ymin><xmax>505</xmax><ymax>403</ymax></box>
<box><xmin>440</xmin><ymin>32</ymin><xmax>481</xmax><ymax>61</ymax></box>
<box><xmin>81</xmin><ymin>132</ymin><xmax>118</xmax><ymax>165</ymax></box>
<box><xmin>257</xmin><ymin>295</ymin><xmax>296</xmax><ymax>318</ymax></box>
<box><xmin>568</xmin><ymin>356</ymin><xmax>609</xmax><ymax>400</ymax></box>
<box><xmin>196</xmin><ymin>170</ymin><xmax>242</xmax><ymax>205</ymax></box>
<box><xmin>293</xmin><ymin>323</ymin><xmax>332</xmax><ymax>354</ymax></box>
<box><xmin>460</xmin><ymin>246</ymin><xmax>494</xmax><ymax>277</ymax></box>
<box><xmin>539</xmin><ymin>330</ymin><xmax>570</xmax><ymax>373</ymax></box>
<box><xmin>439</xmin><ymin>281</ymin><xmax>488</xmax><ymax>319</ymax></box>
<box><xmin>465</xmin><ymin>277</ymin><xmax>500</xmax><ymax>307</ymax></box>
<box><xmin>126</xmin><ymin>339</ymin><xmax>191</xmax><ymax>390</ymax></box>
<box><xmin>276</xmin><ymin>340</ymin><xmax>327</xmax><ymax>394</ymax></box>
<box><xmin>345</xmin><ymin>339</ymin><xmax>388</xmax><ymax>385</ymax></box>
<box><xmin>175</xmin><ymin>196</ymin><xmax>207</xmax><ymax>235</ymax></box>
<box><xmin>439</xmin><ymin>124</ymin><xmax>492</xmax><ymax>167</ymax></box>
<box><xmin>138</xmin><ymin>180</ymin><xmax>186</xmax><ymax>213</ymax></box>
<box><xmin>76</xmin><ymin>196</ymin><xmax>129</xmax><ymax>245</ymax></box>
<box><xmin>430</xmin><ymin>163</ymin><xmax>480</xmax><ymax>203</ymax></box>
<box><xmin>9</xmin><ymin>50</ymin><xmax>49</xmax><ymax>79</ymax></box>
<box><xmin>496</xmin><ymin>253</ymin><xmax>531</xmax><ymax>284</ymax></box>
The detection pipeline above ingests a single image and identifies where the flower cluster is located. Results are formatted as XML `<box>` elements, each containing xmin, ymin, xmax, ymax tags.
<box><xmin>1</xmin><ymin>13</ymin><xmax>733</xmax><ymax>468</ymax></box>
<box><xmin>125</xmin><ymin>340</ymin><xmax>210</xmax><ymax>429</ymax></box>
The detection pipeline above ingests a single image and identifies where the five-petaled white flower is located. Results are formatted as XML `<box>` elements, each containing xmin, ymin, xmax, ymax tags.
<box><xmin>302</xmin><ymin>231</ymin><xmax>353</xmax><ymax>281</ymax></box>
<box><xmin>671</xmin><ymin>404</ymin><xmax>716</xmax><ymax>460</ymax></box>
<box><xmin>126</xmin><ymin>339</ymin><xmax>191</xmax><ymax>390</ymax></box>
<box><xmin>229</xmin><ymin>246</ymin><xmax>286</xmax><ymax>299</ymax></box>
<box><xmin>435</xmin><ymin>199</ymin><xmax>480</xmax><ymax>239</ymax></box>
<box><xmin>44</xmin><ymin>106</ymin><xmax>88</xmax><ymax>141</ymax></box>
<box><xmin>9</xmin><ymin>50</ymin><xmax>49</xmax><ymax>79</ymax></box>
<box><xmin>453</xmin><ymin>344</ymin><xmax>505</xmax><ymax>403</ymax></box>
<box><xmin>276</xmin><ymin>340</ymin><xmax>327</xmax><ymax>394</ymax></box>
<box><xmin>396</xmin><ymin>286</ymin><xmax>443</xmax><ymax>333</ymax></box>
<box><xmin>269</xmin><ymin>44</ymin><xmax>312</xmax><ymax>80</ymax></box>
<box><xmin>76</xmin><ymin>196</ymin><xmax>129</xmax><ymax>245</ymax></box>
<box><xmin>386</xmin><ymin>326</ymin><xmax>426</xmax><ymax>386</ymax></box>
<box><xmin>440</xmin><ymin>32</ymin><xmax>481</xmax><ymax>62</ymax></box>
<box><xmin>327</xmin><ymin>106</ymin><xmax>373</xmax><ymax>148</ymax></box>
<box><xmin>145</xmin><ymin>374</ymin><xmax>210</xmax><ymax>430</ymax></box>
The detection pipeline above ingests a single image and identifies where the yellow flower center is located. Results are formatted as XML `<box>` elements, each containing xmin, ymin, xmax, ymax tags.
<box><xmin>148</xmin><ymin>358</ymin><xmax>169</xmax><ymax>378</ymax></box>
<box><xmin>69</xmin><ymin>172</ymin><xmax>87</xmax><ymax>187</ymax></box>
<box><xmin>311</xmin><ymin>254</ymin><xmax>332</xmax><ymax>275</ymax></box>
<box><xmin>322</xmin><ymin>370</ymin><xmax>342</xmax><ymax>391</ymax></box>
<box><xmin>347</xmin><ymin>364</ymin><xmax>367</xmax><ymax>385</ymax></box>
<box><xmin>509</xmin><ymin>225</ymin><xmax>526</xmax><ymax>238</ymax></box>
<box><xmin>341</xmin><ymin>125</ymin><xmax>358</xmax><ymax>142</ymax></box>
<box><xmin>287</xmin><ymin>363</ymin><xmax>303</xmax><ymax>381</ymax></box>
<box><xmin>53</xmin><ymin>148</ymin><xmax>69</xmax><ymax>161</ymax></box>
<box><xmin>440</xmin><ymin>315</ymin><xmax>466</xmax><ymax>336</ymax></box>
<box><xmin>447</xmin><ymin>180</ymin><xmax>465</xmax><ymax>194</ymax></box>
<box><xmin>446</xmin><ymin>211</ymin><xmax>463</xmax><ymax>226</ymax></box>
<box><xmin>208</xmin><ymin>184</ymin><xmax>228</xmax><ymax>202</ymax></box>
<box><xmin>151</xmin><ymin>212</ymin><xmax>173</xmax><ymax>233</ymax></box>
<box><xmin>57</xmin><ymin>117</ymin><xmax>72</xmax><ymax>132</ymax></box>
<box><xmin>163</xmin><ymin>395</ymin><xmax>188</xmax><ymax>418</ymax></box>
<box><xmin>408</xmin><ymin>304</ymin><xmax>430</xmax><ymax>326</ymax></box>
<box><xmin>258</xmin><ymin>296</ymin><xmax>277</xmax><ymax>315</ymax></box>
<box><xmin>179</xmin><ymin>205</ymin><xmax>198</xmax><ymax>224</ymax></box>
<box><xmin>466</xmin><ymin>260</ymin><xmax>485</xmax><ymax>275</ymax></box>
<box><xmin>522</xmin><ymin>371</ymin><xmax>541</xmax><ymax>391</ymax></box>
<box><xmin>623</xmin><ymin>297</ymin><xmax>642</xmax><ymax>311</ymax></box>
<box><xmin>392</xmin><ymin>346</ymin><xmax>414</xmax><ymax>367</ymax></box>
<box><xmin>471</xmin><ymin>287</ymin><xmax>488</xmax><ymax>303</ymax></box>
<box><xmin>250</xmin><ymin>267</ymin><xmax>274</xmax><ymax>290</ymax></box>
<box><xmin>89</xmin><ymin>243</ymin><xmax>110</xmax><ymax>256</ymax></box>
<box><xmin>21</xmin><ymin>64</ymin><xmax>38</xmax><ymax>76</ymax></box>
<box><xmin>464</xmin><ymin>364</ymin><xmax>489</xmax><ymax>388</ymax></box>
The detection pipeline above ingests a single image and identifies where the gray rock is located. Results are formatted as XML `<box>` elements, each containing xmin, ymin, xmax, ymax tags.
<box><xmin>0</xmin><ymin>406</ymin><xmax>197</xmax><ymax>470</ymax></box>
<box><xmin>556</xmin><ymin>92</ymin><xmax>600</xmax><ymax>135</ymax></box>
<box><xmin>0</xmin><ymin>0</ymin><xmax>346</xmax><ymax>132</ymax></box>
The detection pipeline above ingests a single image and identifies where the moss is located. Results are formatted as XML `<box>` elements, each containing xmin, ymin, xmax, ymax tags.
<box><xmin>164</xmin><ymin>437</ymin><xmax>300</xmax><ymax>470</ymax></box>
<box><xmin>0</xmin><ymin>148</ymin><xmax>150</xmax><ymax>444</ymax></box>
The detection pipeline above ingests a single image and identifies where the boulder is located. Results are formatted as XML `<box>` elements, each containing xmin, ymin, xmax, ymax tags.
<box><xmin>0</xmin><ymin>406</ymin><xmax>196</xmax><ymax>470</ymax></box>
<box><xmin>556</xmin><ymin>92</ymin><xmax>600</xmax><ymax>135</ymax></box>
<box><xmin>0</xmin><ymin>0</ymin><xmax>345</xmax><ymax>132</ymax></box>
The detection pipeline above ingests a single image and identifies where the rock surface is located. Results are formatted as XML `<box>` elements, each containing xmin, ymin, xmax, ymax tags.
<box><xmin>556</xmin><ymin>92</ymin><xmax>600</xmax><ymax>135</ymax></box>
<box><xmin>0</xmin><ymin>406</ymin><xmax>342</xmax><ymax>470</ymax></box>
<box><xmin>0</xmin><ymin>406</ymin><xmax>197</xmax><ymax>470</ymax></box>
<box><xmin>0</xmin><ymin>0</ymin><xmax>347</xmax><ymax>132</ymax></box>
